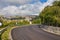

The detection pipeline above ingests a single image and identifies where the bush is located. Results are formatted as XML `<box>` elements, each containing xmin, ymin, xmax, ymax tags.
<box><xmin>32</xmin><ymin>19</ymin><xmax>41</xmax><ymax>24</ymax></box>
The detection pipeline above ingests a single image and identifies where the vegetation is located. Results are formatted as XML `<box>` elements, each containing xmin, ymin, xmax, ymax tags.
<box><xmin>0</xmin><ymin>1</ymin><xmax>60</xmax><ymax>40</ymax></box>
<box><xmin>39</xmin><ymin>1</ymin><xmax>60</xmax><ymax>27</ymax></box>
<box><xmin>1</xmin><ymin>20</ymin><xmax>29</xmax><ymax>40</ymax></box>
<box><xmin>32</xmin><ymin>19</ymin><xmax>41</xmax><ymax>24</ymax></box>
<box><xmin>1</xmin><ymin>27</ymin><xmax>12</xmax><ymax>40</ymax></box>
<box><xmin>0</xmin><ymin>19</ymin><xmax>29</xmax><ymax>40</ymax></box>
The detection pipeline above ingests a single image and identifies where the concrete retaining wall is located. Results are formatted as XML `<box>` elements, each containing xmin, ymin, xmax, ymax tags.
<box><xmin>41</xmin><ymin>25</ymin><xmax>60</xmax><ymax>35</ymax></box>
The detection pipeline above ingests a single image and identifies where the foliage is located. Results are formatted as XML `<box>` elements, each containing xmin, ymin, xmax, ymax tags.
<box><xmin>53</xmin><ymin>1</ymin><xmax>60</xmax><ymax>6</ymax></box>
<box><xmin>32</xmin><ymin>19</ymin><xmax>41</xmax><ymax>24</ymax></box>
<box><xmin>39</xmin><ymin>1</ymin><xmax>60</xmax><ymax>27</ymax></box>
<box><xmin>1</xmin><ymin>27</ymin><xmax>13</xmax><ymax>40</ymax></box>
<box><xmin>1</xmin><ymin>20</ymin><xmax>29</xmax><ymax>40</ymax></box>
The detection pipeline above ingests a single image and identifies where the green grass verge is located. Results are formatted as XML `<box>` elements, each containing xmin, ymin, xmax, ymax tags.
<box><xmin>1</xmin><ymin>26</ymin><xmax>13</xmax><ymax>40</ymax></box>
<box><xmin>1</xmin><ymin>24</ymin><xmax>29</xmax><ymax>40</ymax></box>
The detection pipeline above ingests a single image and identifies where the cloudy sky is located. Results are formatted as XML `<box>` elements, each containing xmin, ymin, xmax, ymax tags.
<box><xmin>0</xmin><ymin>0</ymin><xmax>55</xmax><ymax>17</ymax></box>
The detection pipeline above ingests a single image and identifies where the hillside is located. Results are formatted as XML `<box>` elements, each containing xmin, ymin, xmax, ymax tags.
<box><xmin>39</xmin><ymin>1</ymin><xmax>60</xmax><ymax>27</ymax></box>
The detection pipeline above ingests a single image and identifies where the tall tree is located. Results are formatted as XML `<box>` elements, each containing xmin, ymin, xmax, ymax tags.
<box><xmin>39</xmin><ymin>1</ymin><xmax>60</xmax><ymax>27</ymax></box>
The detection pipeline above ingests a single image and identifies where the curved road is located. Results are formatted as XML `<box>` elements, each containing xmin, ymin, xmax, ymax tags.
<box><xmin>11</xmin><ymin>25</ymin><xmax>60</xmax><ymax>40</ymax></box>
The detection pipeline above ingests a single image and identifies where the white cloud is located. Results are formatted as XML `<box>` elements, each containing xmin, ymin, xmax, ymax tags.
<box><xmin>40</xmin><ymin>0</ymin><xmax>55</xmax><ymax>12</ymax></box>
<box><xmin>0</xmin><ymin>6</ymin><xmax>19</xmax><ymax>16</ymax></box>
<box><xmin>1</xmin><ymin>0</ymin><xmax>39</xmax><ymax>5</ymax></box>
<box><xmin>0</xmin><ymin>2</ymin><xmax>42</xmax><ymax>16</ymax></box>
<box><xmin>0</xmin><ymin>0</ymin><xmax>55</xmax><ymax>17</ymax></box>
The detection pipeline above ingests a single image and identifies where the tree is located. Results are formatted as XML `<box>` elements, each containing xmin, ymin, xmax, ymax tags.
<box><xmin>39</xmin><ymin>1</ymin><xmax>60</xmax><ymax>27</ymax></box>
<box><xmin>53</xmin><ymin>1</ymin><xmax>60</xmax><ymax>6</ymax></box>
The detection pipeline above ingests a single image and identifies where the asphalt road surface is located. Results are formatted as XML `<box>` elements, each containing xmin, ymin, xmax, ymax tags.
<box><xmin>11</xmin><ymin>25</ymin><xmax>60</xmax><ymax>40</ymax></box>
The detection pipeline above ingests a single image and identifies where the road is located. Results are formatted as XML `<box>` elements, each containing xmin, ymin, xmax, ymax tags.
<box><xmin>11</xmin><ymin>25</ymin><xmax>60</xmax><ymax>40</ymax></box>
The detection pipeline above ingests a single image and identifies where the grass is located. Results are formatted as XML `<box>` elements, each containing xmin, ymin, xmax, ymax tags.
<box><xmin>1</xmin><ymin>24</ymin><xmax>30</xmax><ymax>40</ymax></box>
<box><xmin>0</xmin><ymin>20</ymin><xmax>30</xmax><ymax>40</ymax></box>
<box><xmin>1</xmin><ymin>26</ymin><xmax>13</xmax><ymax>40</ymax></box>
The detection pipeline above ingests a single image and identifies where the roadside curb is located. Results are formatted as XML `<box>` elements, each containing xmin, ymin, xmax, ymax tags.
<box><xmin>41</xmin><ymin>28</ymin><xmax>60</xmax><ymax>35</ymax></box>
<box><xmin>9</xmin><ymin>24</ymin><xmax>41</xmax><ymax>40</ymax></box>
<box><xmin>9</xmin><ymin>26</ymin><xmax>19</xmax><ymax>40</ymax></box>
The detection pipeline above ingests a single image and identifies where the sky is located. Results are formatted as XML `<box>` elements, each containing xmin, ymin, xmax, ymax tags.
<box><xmin>0</xmin><ymin>0</ymin><xmax>55</xmax><ymax>17</ymax></box>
